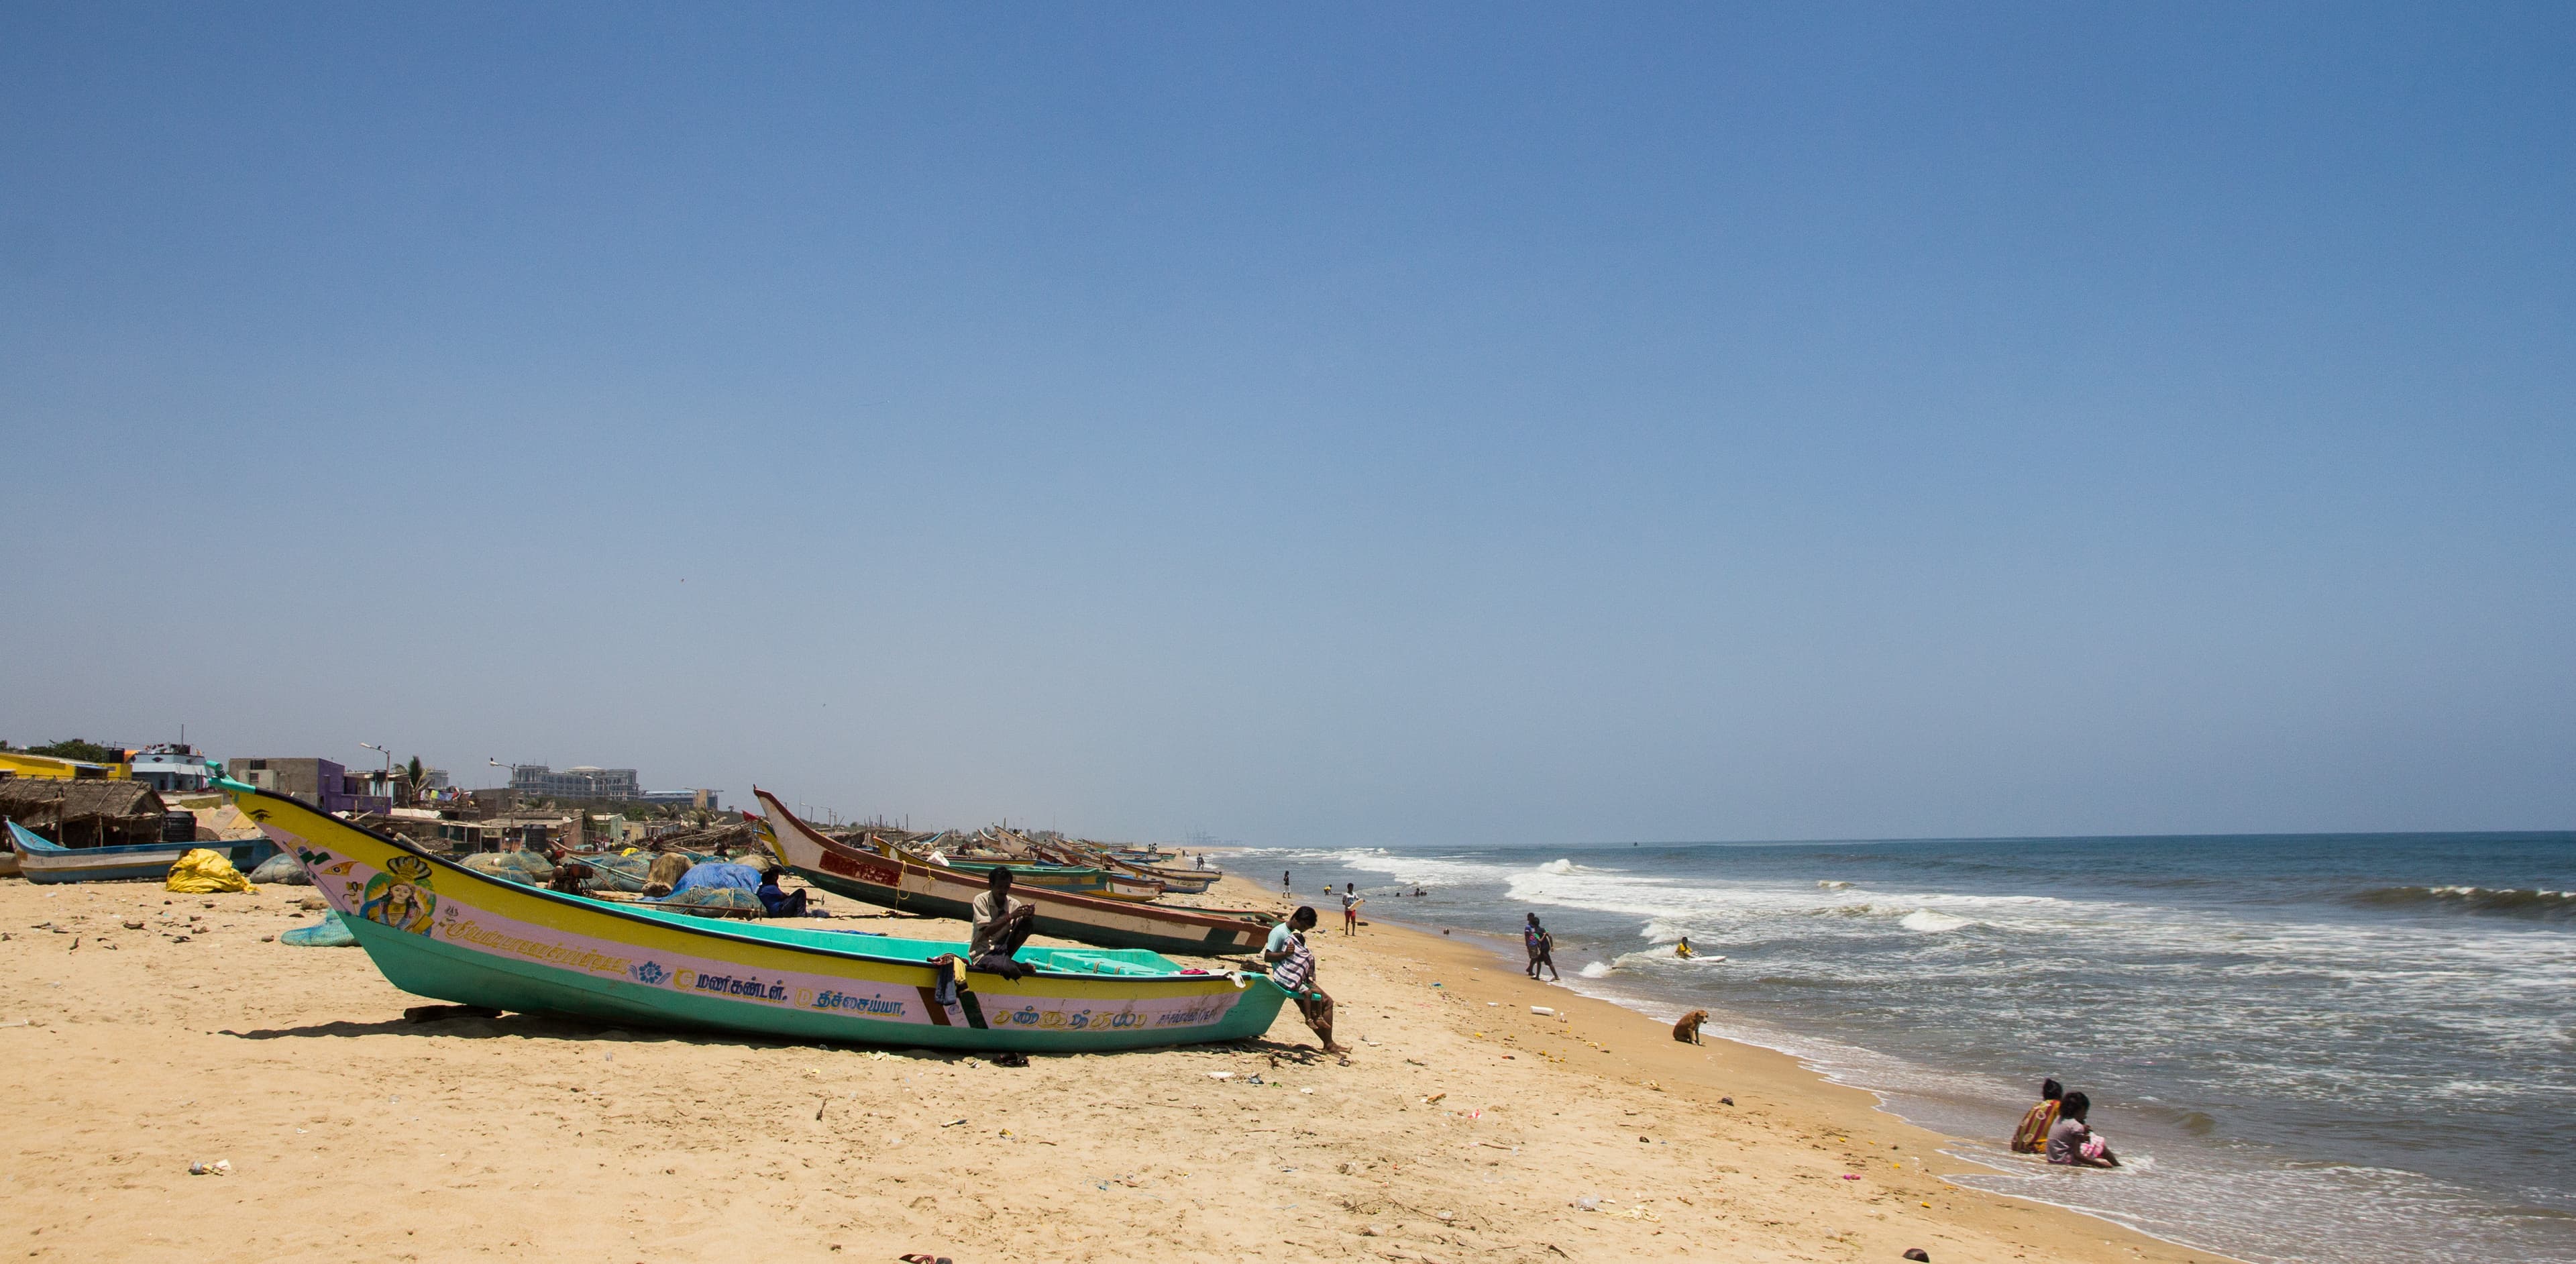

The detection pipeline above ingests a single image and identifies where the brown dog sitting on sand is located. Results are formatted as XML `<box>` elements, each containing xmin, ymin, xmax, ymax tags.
<box><xmin>1673</xmin><ymin>1010</ymin><xmax>1708</xmax><ymax>1045</ymax></box>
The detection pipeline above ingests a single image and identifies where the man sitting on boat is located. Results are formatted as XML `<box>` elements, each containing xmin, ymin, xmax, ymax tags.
<box><xmin>1262</xmin><ymin>906</ymin><xmax>1350</xmax><ymax>1056</ymax></box>
<box><xmin>969</xmin><ymin>865</ymin><xmax>1038</xmax><ymax>980</ymax></box>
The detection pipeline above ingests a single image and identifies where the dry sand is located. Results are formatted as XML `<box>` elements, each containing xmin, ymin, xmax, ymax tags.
<box><xmin>0</xmin><ymin>871</ymin><xmax>2241</xmax><ymax>1263</ymax></box>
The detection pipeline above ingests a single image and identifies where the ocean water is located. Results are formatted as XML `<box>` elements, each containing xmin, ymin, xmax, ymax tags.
<box><xmin>1243</xmin><ymin>833</ymin><xmax>2576</xmax><ymax>1264</ymax></box>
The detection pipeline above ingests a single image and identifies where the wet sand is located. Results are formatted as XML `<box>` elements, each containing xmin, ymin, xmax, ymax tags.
<box><xmin>0</xmin><ymin>871</ymin><xmax>2238</xmax><ymax>1262</ymax></box>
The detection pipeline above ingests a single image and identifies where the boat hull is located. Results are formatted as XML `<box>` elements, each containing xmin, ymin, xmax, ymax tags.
<box><xmin>5</xmin><ymin>821</ymin><xmax>275</xmax><ymax>884</ymax></box>
<box><xmin>756</xmin><ymin>790</ymin><xmax>1275</xmax><ymax>957</ymax></box>
<box><xmin>232</xmin><ymin>788</ymin><xmax>1288</xmax><ymax>1051</ymax></box>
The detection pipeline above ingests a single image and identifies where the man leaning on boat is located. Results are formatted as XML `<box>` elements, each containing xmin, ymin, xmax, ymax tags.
<box><xmin>970</xmin><ymin>866</ymin><xmax>1038</xmax><ymax>980</ymax></box>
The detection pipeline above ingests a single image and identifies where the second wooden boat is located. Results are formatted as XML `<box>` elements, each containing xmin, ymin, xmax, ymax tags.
<box><xmin>6</xmin><ymin>819</ymin><xmax>276</xmax><ymax>884</ymax></box>
<box><xmin>756</xmin><ymin>790</ymin><xmax>1275</xmax><ymax>956</ymax></box>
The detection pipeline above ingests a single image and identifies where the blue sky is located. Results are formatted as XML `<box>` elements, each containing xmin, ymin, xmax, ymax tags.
<box><xmin>4</xmin><ymin>5</ymin><xmax>2570</xmax><ymax>844</ymax></box>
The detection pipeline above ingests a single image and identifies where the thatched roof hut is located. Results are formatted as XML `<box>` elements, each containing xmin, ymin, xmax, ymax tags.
<box><xmin>0</xmin><ymin>779</ymin><xmax>169</xmax><ymax>847</ymax></box>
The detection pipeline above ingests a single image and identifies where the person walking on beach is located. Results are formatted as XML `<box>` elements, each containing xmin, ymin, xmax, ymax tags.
<box><xmin>1524</xmin><ymin>912</ymin><xmax>1560</xmax><ymax>981</ymax></box>
<box><xmin>2010</xmin><ymin>1078</ymin><xmax>2064</xmax><ymax>1154</ymax></box>
<box><xmin>1282</xmin><ymin>870</ymin><xmax>1292</xmax><ymax>896</ymax></box>
<box><xmin>2045</xmin><ymin>1091</ymin><xmax>2120</xmax><ymax>1167</ymax></box>
<box><xmin>1262</xmin><ymin>906</ymin><xmax>1348</xmax><ymax>1055</ymax></box>
<box><xmin>1340</xmin><ymin>883</ymin><xmax>1362</xmax><ymax>935</ymax></box>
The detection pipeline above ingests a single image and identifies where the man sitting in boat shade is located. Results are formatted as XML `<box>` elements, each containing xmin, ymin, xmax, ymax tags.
<box><xmin>969</xmin><ymin>866</ymin><xmax>1038</xmax><ymax>980</ymax></box>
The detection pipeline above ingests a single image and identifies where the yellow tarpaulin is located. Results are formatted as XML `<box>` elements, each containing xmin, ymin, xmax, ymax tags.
<box><xmin>166</xmin><ymin>848</ymin><xmax>257</xmax><ymax>894</ymax></box>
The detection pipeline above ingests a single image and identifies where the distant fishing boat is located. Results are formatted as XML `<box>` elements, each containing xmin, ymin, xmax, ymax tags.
<box><xmin>5</xmin><ymin>819</ymin><xmax>276</xmax><ymax>884</ymax></box>
<box><xmin>756</xmin><ymin>790</ymin><xmax>1277</xmax><ymax>956</ymax></box>
<box><xmin>227</xmin><ymin>785</ymin><xmax>1295</xmax><ymax>1051</ymax></box>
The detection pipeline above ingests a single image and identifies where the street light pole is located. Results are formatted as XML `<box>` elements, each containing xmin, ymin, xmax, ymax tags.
<box><xmin>359</xmin><ymin>742</ymin><xmax>393</xmax><ymax>808</ymax></box>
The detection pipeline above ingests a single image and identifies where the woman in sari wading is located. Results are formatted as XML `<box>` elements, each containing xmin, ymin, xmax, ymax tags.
<box><xmin>1262</xmin><ymin>906</ymin><xmax>1349</xmax><ymax>1055</ymax></box>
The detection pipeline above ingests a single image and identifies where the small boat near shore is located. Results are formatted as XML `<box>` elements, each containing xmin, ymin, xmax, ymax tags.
<box><xmin>227</xmin><ymin>784</ymin><xmax>1295</xmax><ymax>1051</ymax></box>
<box><xmin>6</xmin><ymin>819</ymin><xmax>276</xmax><ymax>884</ymax></box>
<box><xmin>756</xmin><ymin>790</ymin><xmax>1277</xmax><ymax>956</ymax></box>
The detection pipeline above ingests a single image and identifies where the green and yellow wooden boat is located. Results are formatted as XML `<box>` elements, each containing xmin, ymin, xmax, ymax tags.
<box><xmin>228</xmin><ymin>784</ymin><xmax>1293</xmax><ymax>1051</ymax></box>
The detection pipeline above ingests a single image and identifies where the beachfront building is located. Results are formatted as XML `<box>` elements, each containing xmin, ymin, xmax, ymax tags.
<box><xmin>0</xmin><ymin>750</ymin><xmax>127</xmax><ymax>780</ymax></box>
<box><xmin>0</xmin><ymin>778</ymin><xmax>168</xmax><ymax>847</ymax></box>
<box><xmin>231</xmin><ymin>757</ymin><xmax>394</xmax><ymax>815</ymax></box>
<box><xmin>128</xmin><ymin>744</ymin><xmax>220</xmax><ymax>793</ymax></box>
<box><xmin>508</xmin><ymin>764</ymin><xmax>642</xmax><ymax>800</ymax></box>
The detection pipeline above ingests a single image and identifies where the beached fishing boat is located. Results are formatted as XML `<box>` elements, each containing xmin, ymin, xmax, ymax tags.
<box><xmin>756</xmin><ymin>790</ymin><xmax>1277</xmax><ymax>956</ymax></box>
<box><xmin>226</xmin><ymin>784</ymin><xmax>1295</xmax><ymax>1051</ymax></box>
<box><xmin>870</xmin><ymin>845</ymin><xmax>1151</xmax><ymax>897</ymax></box>
<box><xmin>1095</xmin><ymin>855</ymin><xmax>1216</xmax><ymax>896</ymax></box>
<box><xmin>5</xmin><ymin>819</ymin><xmax>276</xmax><ymax>884</ymax></box>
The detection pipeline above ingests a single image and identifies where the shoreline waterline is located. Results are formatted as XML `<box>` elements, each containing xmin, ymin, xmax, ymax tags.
<box><xmin>1248</xmin><ymin>833</ymin><xmax>2576</xmax><ymax>1264</ymax></box>
<box><xmin>1366</xmin><ymin>908</ymin><xmax>2250</xmax><ymax>1263</ymax></box>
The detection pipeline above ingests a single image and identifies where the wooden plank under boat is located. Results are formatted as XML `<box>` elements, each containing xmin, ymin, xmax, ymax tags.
<box><xmin>5</xmin><ymin>819</ymin><xmax>276</xmax><ymax>884</ymax></box>
<box><xmin>229</xmin><ymin>785</ymin><xmax>1293</xmax><ymax>1051</ymax></box>
<box><xmin>755</xmin><ymin>790</ymin><xmax>1277</xmax><ymax>956</ymax></box>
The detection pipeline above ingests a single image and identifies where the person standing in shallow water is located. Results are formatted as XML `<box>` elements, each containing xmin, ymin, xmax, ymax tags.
<box><xmin>1525</xmin><ymin>912</ymin><xmax>1560</xmax><ymax>981</ymax></box>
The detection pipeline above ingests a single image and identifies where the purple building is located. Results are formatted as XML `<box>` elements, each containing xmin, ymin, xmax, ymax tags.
<box><xmin>229</xmin><ymin>757</ymin><xmax>394</xmax><ymax>815</ymax></box>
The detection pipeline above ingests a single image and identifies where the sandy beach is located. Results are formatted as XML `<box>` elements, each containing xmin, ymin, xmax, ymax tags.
<box><xmin>0</xmin><ymin>870</ymin><xmax>2238</xmax><ymax>1263</ymax></box>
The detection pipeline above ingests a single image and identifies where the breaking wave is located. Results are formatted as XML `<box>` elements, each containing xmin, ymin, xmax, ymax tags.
<box><xmin>2348</xmin><ymin>886</ymin><xmax>2576</xmax><ymax>920</ymax></box>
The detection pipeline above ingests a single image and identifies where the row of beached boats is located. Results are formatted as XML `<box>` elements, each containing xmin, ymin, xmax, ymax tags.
<box><xmin>7</xmin><ymin>781</ymin><xmax>1297</xmax><ymax>1053</ymax></box>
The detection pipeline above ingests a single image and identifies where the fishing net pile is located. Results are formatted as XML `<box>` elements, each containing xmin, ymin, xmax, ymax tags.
<box><xmin>460</xmin><ymin>850</ymin><xmax>555</xmax><ymax>885</ymax></box>
<box><xmin>247</xmin><ymin>853</ymin><xmax>311</xmax><ymax>885</ymax></box>
<box><xmin>280</xmin><ymin>911</ymin><xmax>358</xmax><ymax>947</ymax></box>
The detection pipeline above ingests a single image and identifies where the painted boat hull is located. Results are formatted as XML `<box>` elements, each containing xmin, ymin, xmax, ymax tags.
<box><xmin>231</xmin><ymin>788</ymin><xmax>1292</xmax><ymax>1051</ymax></box>
<box><xmin>5</xmin><ymin>820</ymin><xmax>276</xmax><ymax>884</ymax></box>
<box><xmin>756</xmin><ymin>790</ymin><xmax>1275</xmax><ymax>957</ymax></box>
